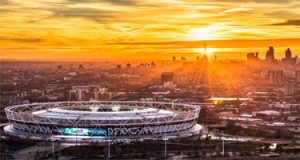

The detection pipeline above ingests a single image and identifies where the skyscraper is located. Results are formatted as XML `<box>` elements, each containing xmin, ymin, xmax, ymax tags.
<box><xmin>265</xmin><ymin>46</ymin><xmax>275</xmax><ymax>62</ymax></box>
<box><xmin>285</xmin><ymin>48</ymin><xmax>292</xmax><ymax>59</ymax></box>
<box><xmin>282</xmin><ymin>48</ymin><xmax>297</xmax><ymax>65</ymax></box>
<box><xmin>172</xmin><ymin>56</ymin><xmax>176</xmax><ymax>62</ymax></box>
<box><xmin>202</xmin><ymin>43</ymin><xmax>208</xmax><ymax>62</ymax></box>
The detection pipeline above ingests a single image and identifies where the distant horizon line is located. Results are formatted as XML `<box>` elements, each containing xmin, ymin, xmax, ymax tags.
<box><xmin>0</xmin><ymin>56</ymin><xmax>297</xmax><ymax>63</ymax></box>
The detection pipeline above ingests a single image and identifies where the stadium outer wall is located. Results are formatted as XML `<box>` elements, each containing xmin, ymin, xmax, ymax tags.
<box><xmin>4</xmin><ymin>101</ymin><xmax>203</xmax><ymax>143</ymax></box>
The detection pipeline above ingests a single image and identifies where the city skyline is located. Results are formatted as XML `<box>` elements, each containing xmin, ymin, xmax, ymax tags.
<box><xmin>1</xmin><ymin>0</ymin><xmax>300</xmax><ymax>61</ymax></box>
<box><xmin>1</xmin><ymin>1</ymin><xmax>300</xmax><ymax>159</ymax></box>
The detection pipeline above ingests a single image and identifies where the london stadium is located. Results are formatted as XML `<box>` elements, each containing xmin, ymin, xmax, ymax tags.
<box><xmin>4</xmin><ymin>101</ymin><xmax>202</xmax><ymax>144</ymax></box>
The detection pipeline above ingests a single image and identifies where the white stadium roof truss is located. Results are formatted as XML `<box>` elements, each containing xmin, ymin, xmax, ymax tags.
<box><xmin>5</xmin><ymin>101</ymin><xmax>200</xmax><ymax>126</ymax></box>
<box><xmin>4</xmin><ymin>101</ymin><xmax>205</xmax><ymax>141</ymax></box>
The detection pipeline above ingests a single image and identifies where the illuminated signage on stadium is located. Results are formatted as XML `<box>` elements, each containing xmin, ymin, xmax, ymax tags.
<box><xmin>58</xmin><ymin>128</ymin><xmax>107</xmax><ymax>136</ymax></box>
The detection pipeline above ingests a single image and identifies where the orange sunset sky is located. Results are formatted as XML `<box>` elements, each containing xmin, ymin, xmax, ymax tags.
<box><xmin>1</xmin><ymin>0</ymin><xmax>300</xmax><ymax>61</ymax></box>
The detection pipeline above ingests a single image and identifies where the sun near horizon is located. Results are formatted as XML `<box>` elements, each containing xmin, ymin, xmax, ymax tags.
<box><xmin>1</xmin><ymin>0</ymin><xmax>300</xmax><ymax>61</ymax></box>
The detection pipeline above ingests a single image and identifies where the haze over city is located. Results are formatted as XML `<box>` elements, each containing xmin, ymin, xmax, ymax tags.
<box><xmin>1</xmin><ymin>1</ymin><xmax>300</xmax><ymax>160</ymax></box>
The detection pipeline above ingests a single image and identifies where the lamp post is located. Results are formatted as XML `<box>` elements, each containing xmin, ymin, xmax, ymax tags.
<box><xmin>163</xmin><ymin>136</ymin><xmax>168</xmax><ymax>158</ymax></box>
<box><xmin>51</xmin><ymin>139</ymin><xmax>55</xmax><ymax>160</ymax></box>
<box><xmin>107</xmin><ymin>138</ymin><xmax>112</xmax><ymax>159</ymax></box>
<box><xmin>222</xmin><ymin>131</ymin><xmax>224</xmax><ymax>157</ymax></box>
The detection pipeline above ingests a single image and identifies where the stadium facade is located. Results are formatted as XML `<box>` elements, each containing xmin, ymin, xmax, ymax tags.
<box><xmin>4</xmin><ymin>101</ymin><xmax>202</xmax><ymax>143</ymax></box>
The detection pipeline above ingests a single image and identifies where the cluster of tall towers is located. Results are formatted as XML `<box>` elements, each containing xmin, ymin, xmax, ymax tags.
<box><xmin>247</xmin><ymin>46</ymin><xmax>298</xmax><ymax>65</ymax></box>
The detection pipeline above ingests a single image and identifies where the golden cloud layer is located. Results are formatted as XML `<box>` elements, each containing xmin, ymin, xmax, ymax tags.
<box><xmin>1</xmin><ymin>0</ymin><xmax>300</xmax><ymax>60</ymax></box>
